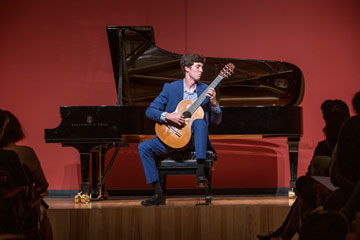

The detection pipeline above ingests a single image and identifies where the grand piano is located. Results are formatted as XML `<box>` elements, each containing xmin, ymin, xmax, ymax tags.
<box><xmin>45</xmin><ymin>26</ymin><xmax>304</xmax><ymax>198</ymax></box>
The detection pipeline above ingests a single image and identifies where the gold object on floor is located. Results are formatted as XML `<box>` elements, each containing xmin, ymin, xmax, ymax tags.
<box><xmin>74</xmin><ymin>192</ymin><xmax>90</xmax><ymax>204</ymax></box>
<box><xmin>80</xmin><ymin>193</ymin><xmax>90</xmax><ymax>203</ymax></box>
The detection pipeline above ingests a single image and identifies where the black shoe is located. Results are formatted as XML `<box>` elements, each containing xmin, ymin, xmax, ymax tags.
<box><xmin>141</xmin><ymin>194</ymin><xmax>166</xmax><ymax>206</ymax></box>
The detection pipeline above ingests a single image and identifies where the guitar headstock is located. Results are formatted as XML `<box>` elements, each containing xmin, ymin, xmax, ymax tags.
<box><xmin>219</xmin><ymin>63</ymin><xmax>235</xmax><ymax>78</ymax></box>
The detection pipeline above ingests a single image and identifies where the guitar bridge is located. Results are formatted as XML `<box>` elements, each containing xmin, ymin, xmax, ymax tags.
<box><xmin>167</xmin><ymin>125</ymin><xmax>182</xmax><ymax>137</ymax></box>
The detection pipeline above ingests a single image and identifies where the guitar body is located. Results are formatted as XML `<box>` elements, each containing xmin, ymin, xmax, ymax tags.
<box><xmin>155</xmin><ymin>99</ymin><xmax>204</xmax><ymax>149</ymax></box>
<box><xmin>154</xmin><ymin>62</ymin><xmax>234</xmax><ymax>149</ymax></box>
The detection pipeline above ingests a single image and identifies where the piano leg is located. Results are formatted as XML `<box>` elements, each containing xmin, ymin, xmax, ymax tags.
<box><xmin>91</xmin><ymin>151</ymin><xmax>101</xmax><ymax>198</ymax></box>
<box><xmin>63</xmin><ymin>143</ymin><xmax>122</xmax><ymax>201</ymax></box>
<box><xmin>80</xmin><ymin>152</ymin><xmax>91</xmax><ymax>194</ymax></box>
<box><xmin>67</xmin><ymin>144</ymin><xmax>97</xmax><ymax>194</ymax></box>
<box><xmin>287</xmin><ymin>137</ymin><xmax>299</xmax><ymax>189</ymax></box>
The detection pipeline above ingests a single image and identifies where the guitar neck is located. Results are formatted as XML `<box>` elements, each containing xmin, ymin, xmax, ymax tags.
<box><xmin>187</xmin><ymin>75</ymin><xmax>223</xmax><ymax>115</ymax></box>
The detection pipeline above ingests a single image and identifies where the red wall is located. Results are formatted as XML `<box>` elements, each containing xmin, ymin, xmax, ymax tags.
<box><xmin>1</xmin><ymin>0</ymin><xmax>360</xmax><ymax>191</ymax></box>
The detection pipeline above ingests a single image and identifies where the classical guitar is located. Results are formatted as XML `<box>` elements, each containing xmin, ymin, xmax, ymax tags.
<box><xmin>155</xmin><ymin>63</ymin><xmax>235</xmax><ymax>149</ymax></box>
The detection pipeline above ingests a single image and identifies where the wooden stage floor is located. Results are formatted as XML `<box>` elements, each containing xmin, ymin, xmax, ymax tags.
<box><xmin>45</xmin><ymin>196</ymin><xmax>297</xmax><ymax>240</ymax></box>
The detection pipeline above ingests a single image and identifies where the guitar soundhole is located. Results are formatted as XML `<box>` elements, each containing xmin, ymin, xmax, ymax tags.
<box><xmin>183</xmin><ymin>111</ymin><xmax>191</xmax><ymax>119</ymax></box>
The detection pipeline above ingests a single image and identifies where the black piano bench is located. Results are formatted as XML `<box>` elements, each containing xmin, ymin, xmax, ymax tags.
<box><xmin>156</xmin><ymin>150</ymin><xmax>217</xmax><ymax>205</ymax></box>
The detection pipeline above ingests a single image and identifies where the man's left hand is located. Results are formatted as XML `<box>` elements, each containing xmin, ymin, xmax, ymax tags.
<box><xmin>206</xmin><ymin>88</ymin><xmax>218</xmax><ymax>107</ymax></box>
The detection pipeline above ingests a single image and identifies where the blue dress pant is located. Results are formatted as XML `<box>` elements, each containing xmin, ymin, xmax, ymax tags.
<box><xmin>138</xmin><ymin>119</ymin><xmax>208</xmax><ymax>184</ymax></box>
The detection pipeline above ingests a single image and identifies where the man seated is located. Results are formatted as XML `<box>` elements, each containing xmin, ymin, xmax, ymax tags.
<box><xmin>138</xmin><ymin>54</ymin><xmax>222</xmax><ymax>206</ymax></box>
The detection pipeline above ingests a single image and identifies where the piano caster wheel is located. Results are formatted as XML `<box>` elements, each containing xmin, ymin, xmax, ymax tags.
<box><xmin>89</xmin><ymin>192</ymin><xmax>98</xmax><ymax>201</ymax></box>
<box><xmin>89</xmin><ymin>191</ymin><xmax>108</xmax><ymax>200</ymax></box>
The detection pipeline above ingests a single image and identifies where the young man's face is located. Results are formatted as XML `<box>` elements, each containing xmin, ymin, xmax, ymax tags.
<box><xmin>185</xmin><ymin>62</ymin><xmax>203</xmax><ymax>81</ymax></box>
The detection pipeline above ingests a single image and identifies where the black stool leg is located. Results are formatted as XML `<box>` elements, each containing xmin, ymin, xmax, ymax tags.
<box><xmin>159</xmin><ymin>172</ymin><xmax>167</xmax><ymax>195</ymax></box>
<box><xmin>206</xmin><ymin>168</ymin><xmax>212</xmax><ymax>204</ymax></box>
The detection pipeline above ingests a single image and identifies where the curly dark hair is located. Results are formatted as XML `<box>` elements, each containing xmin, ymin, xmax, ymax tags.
<box><xmin>352</xmin><ymin>91</ymin><xmax>360</xmax><ymax>116</ymax></box>
<box><xmin>0</xmin><ymin>110</ymin><xmax>25</xmax><ymax>147</ymax></box>
<box><xmin>180</xmin><ymin>54</ymin><xmax>206</xmax><ymax>73</ymax></box>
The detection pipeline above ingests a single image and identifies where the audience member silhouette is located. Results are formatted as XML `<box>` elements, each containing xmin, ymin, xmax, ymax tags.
<box><xmin>324</xmin><ymin>91</ymin><xmax>360</xmax><ymax>214</ymax></box>
<box><xmin>257</xmin><ymin>99</ymin><xmax>350</xmax><ymax>240</ymax></box>
<box><xmin>337</xmin><ymin>91</ymin><xmax>360</xmax><ymax>223</ymax></box>
<box><xmin>0</xmin><ymin>148</ymin><xmax>30</xmax><ymax>235</ymax></box>
<box><xmin>0</xmin><ymin>109</ymin><xmax>53</xmax><ymax>239</ymax></box>
<box><xmin>298</xmin><ymin>92</ymin><xmax>360</xmax><ymax>240</ymax></box>
<box><xmin>307</xmin><ymin>99</ymin><xmax>350</xmax><ymax>175</ymax></box>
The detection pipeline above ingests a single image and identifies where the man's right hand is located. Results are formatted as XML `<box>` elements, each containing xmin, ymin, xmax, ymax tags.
<box><xmin>165</xmin><ymin>112</ymin><xmax>185</xmax><ymax>127</ymax></box>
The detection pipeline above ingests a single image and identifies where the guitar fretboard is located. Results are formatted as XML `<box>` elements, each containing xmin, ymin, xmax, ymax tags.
<box><xmin>187</xmin><ymin>75</ymin><xmax>223</xmax><ymax>115</ymax></box>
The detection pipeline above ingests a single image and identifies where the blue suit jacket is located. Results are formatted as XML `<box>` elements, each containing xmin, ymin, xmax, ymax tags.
<box><xmin>145</xmin><ymin>79</ymin><xmax>222</xmax><ymax>126</ymax></box>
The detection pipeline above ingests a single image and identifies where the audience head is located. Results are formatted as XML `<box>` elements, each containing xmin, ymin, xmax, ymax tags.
<box><xmin>321</xmin><ymin>99</ymin><xmax>350</xmax><ymax>123</ymax></box>
<box><xmin>320</xmin><ymin>100</ymin><xmax>350</xmax><ymax>152</ymax></box>
<box><xmin>352</xmin><ymin>91</ymin><xmax>360</xmax><ymax>116</ymax></box>
<box><xmin>0</xmin><ymin>110</ymin><xmax>25</xmax><ymax>147</ymax></box>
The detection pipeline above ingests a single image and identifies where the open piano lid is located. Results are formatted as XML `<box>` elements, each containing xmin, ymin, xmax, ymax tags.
<box><xmin>107</xmin><ymin>26</ymin><xmax>304</xmax><ymax>107</ymax></box>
